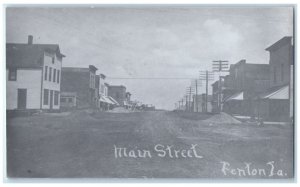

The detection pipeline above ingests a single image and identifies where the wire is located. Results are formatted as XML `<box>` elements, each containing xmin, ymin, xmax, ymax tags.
<box><xmin>106</xmin><ymin>77</ymin><xmax>196</xmax><ymax>80</ymax></box>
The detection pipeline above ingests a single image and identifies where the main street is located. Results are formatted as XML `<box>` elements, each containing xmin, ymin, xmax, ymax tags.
<box><xmin>7</xmin><ymin>110</ymin><xmax>293</xmax><ymax>179</ymax></box>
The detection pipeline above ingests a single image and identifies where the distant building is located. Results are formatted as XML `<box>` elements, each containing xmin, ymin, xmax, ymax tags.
<box><xmin>96</xmin><ymin>74</ymin><xmax>118</xmax><ymax>111</ymax></box>
<box><xmin>6</xmin><ymin>35</ymin><xmax>65</xmax><ymax>111</ymax></box>
<box><xmin>257</xmin><ymin>36</ymin><xmax>294</xmax><ymax>122</ymax></box>
<box><xmin>211</xmin><ymin>80</ymin><xmax>223</xmax><ymax>113</ymax></box>
<box><xmin>193</xmin><ymin>94</ymin><xmax>212</xmax><ymax>113</ymax></box>
<box><xmin>60</xmin><ymin>65</ymin><xmax>98</xmax><ymax>109</ymax></box>
<box><xmin>108</xmin><ymin>85</ymin><xmax>127</xmax><ymax>107</ymax></box>
<box><xmin>125</xmin><ymin>92</ymin><xmax>132</xmax><ymax>109</ymax></box>
<box><xmin>222</xmin><ymin>59</ymin><xmax>270</xmax><ymax>116</ymax></box>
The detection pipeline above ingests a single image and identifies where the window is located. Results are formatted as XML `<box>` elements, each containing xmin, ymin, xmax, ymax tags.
<box><xmin>43</xmin><ymin>89</ymin><xmax>49</xmax><ymax>105</ymax></box>
<box><xmin>57</xmin><ymin>70</ymin><xmax>60</xmax><ymax>83</ymax></box>
<box><xmin>8</xmin><ymin>68</ymin><xmax>17</xmax><ymax>81</ymax></box>
<box><xmin>68</xmin><ymin>98</ymin><xmax>73</xmax><ymax>103</ymax></box>
<box><xmin>53</xmin><ymin>69</ymin><xmax>56</xmax><ymax>82</ymax></box>
<box><xmin>52</xmin><ymin>57</ymin><xmax>55</xmax><ymax>64</ymax></box>
<box><xmin>61</xmin><ymin>98</ymin><xmax>66</xmax><ymax>102</ymax></box>
<box><xmin>49</xmin><ymin>67</ymin><xmax>52</xmax><ymax>81</ymax></box>
<box><xmin>281</xmin><ymin>64</ymin><xmax>284</xmax><ymax>82</ymax></box>
<box><xmin>54</xmin><ymin>91</ymin><xmax>59</xmax><ymax>105</ymax></box>
<box><xmin>44</xmin><ymin>66</ymin><xmax>48</xmax><ymax>81</ymax></box>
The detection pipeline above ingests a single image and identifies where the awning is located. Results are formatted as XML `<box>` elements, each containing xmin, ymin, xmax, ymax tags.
<box><xmin>100</xmin><ymin>95</ymin><xmax>114</xmax><ymax>104</ymax></box>
<box><xmin>108</xmin><ymin>96</ymin><xmax>119</xmax><ymax>106</ymax></box>
<box><xmin>99</xmin><ymin>97</ymin><xmax>106</xmax><ymax>102</ymax></box>
<box><xmin>224</xmin><ymin>92</ymin><xmax>244</xmax><ymax>102</ymax></box>
<box><xmin>259</xmin><ymin>85</ymin><xmax>289</xmax><ymax>100</ymax></box>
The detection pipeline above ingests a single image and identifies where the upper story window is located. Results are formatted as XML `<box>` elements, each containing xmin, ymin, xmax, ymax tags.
<box><xmin>57</xmin><ymin>70</ymin><xmax>60</xmax><ymax>83</ymax></box>
<box><xmin>49</xmin><ymin>67</ymin><xmax>52</xmax><ymax>81</ymax></box>
<box><xmin>52</xmin><ymin>57</ymin><xmax>55</xmax><ymax>64</ymax></box>
<box><xmin>8</xmin><ymin>68</ymin><xmax>17</xmax><ymax>81</ymax></box>
<box><xmin>44</xmin><ymin>66</ymin><xmax>48</xmax><ymax>81</ymax></box>
<box><xmin>53</xmin><ymin>69</ymin><xmax>56</xmax><ymax>82</ymax></box>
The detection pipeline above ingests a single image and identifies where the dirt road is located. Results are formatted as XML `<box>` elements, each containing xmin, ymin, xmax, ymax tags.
<box><xmin>6</xmin><ymin>111</ymin><xmax>294</xmax><ymax>179</ymax></box>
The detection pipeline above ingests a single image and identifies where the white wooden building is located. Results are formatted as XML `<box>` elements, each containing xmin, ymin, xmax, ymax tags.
<box><xmin>6</xmin><ymin>35</ymin><xmax>65</xmax><ymax>111</ymax></box>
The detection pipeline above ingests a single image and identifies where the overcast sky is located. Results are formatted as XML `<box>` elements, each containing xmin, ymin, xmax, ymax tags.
<box><xmin>6</xmin><ymin>6</ymin><xmax>293</xmax><ymax>110</ymax></box>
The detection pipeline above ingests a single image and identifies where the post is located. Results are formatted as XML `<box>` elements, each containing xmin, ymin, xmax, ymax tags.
<box><xmin>189</xmin><ymin>86</ymin><xmax>192</xmax><ymax>112</ymax></box>
<box><xmin>195</xmin><ymin>80</ymin><xmax>198</xmax><ymax>112</ymax></box>
<box><xmin>218</xmin><ymin>75</ymin><xmax>222</xmax><ymax>113</ymax></box>
<box><xmin>185</xmin><ymin>95</ymin><xmax>188</xmax><ymax>112</ymax></box>
<box><xmin>206</xmin><ymin>70</ymin><xmax>208</xmax><ymax>113</ymax></box>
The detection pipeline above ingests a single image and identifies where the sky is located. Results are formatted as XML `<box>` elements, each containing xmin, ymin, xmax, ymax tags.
<box><xmin>6</xmin><ymin>6</ymin><xmax>294</xmax><ymax>110</ymax></box>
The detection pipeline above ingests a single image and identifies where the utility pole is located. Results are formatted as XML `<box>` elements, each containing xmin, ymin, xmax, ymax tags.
<box><xmin>212</xmin><ymin>60</ymin><xmax>229</xmax><ymax>113</ymax></box>
<box><xmin>195</xmin><ymin>80</ymin><xmax>198</xmax><ymax>112</ymax></box>
<box><xmin>186</xmin><ymin>86</ymin><xmax>195</xmax><ymax>112</ymax></box>
<box><xmin>199</xmin><ymin>70</ymin><xmax>214</xmax><ymax>113</ymax></box>
<box><xmin>185</xmin><ymin>95</ymin><xmax>188</xmax><ymax>112</ymax></box>
<box><xmin>192</xmin><ymin>79</ymin><xmax>202</xmax><ymax>113</ymax></box>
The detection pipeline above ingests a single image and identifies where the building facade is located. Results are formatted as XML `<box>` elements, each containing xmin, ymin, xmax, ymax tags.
<box><xmin>6</xmin><ymin>35</ymin><xmax>65</xmax><ymax>111</ymax></box>
<box><xmin>222</xmin><ymin>59</ymin><xmax>270</xmax><ymax>116</ymax></box>
<box><xmin>257</xmin><ymin>36</ymin><xmax>294</xmax><ymax>122</ymax></box>
<box><xmin>60</xmin><ymin>65</ymin><xmax>98</xmax><ymax>109</ymax></box>
<box><xmin>193</xmin><ymin>94</ymin><xmax>212</xmax><ymax>113</ymax></box>
<box><xmin>108</xmin><ymin>85</ymin><xmax>127</xmax><ymax>107</ymax></box>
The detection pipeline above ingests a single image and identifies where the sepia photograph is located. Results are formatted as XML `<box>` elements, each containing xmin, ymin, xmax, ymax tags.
<box><xmin>5</xmin><ymin>5</ymin><xmax>295</xmax><ymax>180</ymax></box>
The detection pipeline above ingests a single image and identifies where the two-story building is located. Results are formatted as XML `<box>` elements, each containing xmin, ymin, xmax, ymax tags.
<box><xmin>222</xmin><ymin>59</ymin><xmax>270</xmax><ymax>117</ymax></box>
<box><xmin>257</xmin><ymin>36</ymin><xmax>294</xmax><ymax>122</ymax></box>
<box><xmin>6</xmin><ymin>35</ymin><xmax>65</xmax><ymax>112</ymax></box>
<box><xmin>60</xmin><ymin>65</ymin><xmax>98</xmax><ymax>109</ymax></box>
<box><xmin>108</xmin><ymin>85</ymin><xmax>127</xmax><ymax>107</ymax></box>
<box><xmin>96</xmin><ymin>74</ymin><xmax>118</xmax><ymax>111</ymax></box>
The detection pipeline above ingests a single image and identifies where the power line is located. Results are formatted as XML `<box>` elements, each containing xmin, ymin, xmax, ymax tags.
<box><xmin>106</xmin><ymin>77</ymin><xmax>196</xmax><ymax>80</ymax></box>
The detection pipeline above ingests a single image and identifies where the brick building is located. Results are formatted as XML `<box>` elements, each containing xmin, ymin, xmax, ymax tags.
<box><xmin>257</xmin><ymin>36</ymin><xmax>294</xmax><ymax>122</ymax></box>
<box><xmin>222</xmin><ymin>59</ymin><xmax>270</xmax><ymax>116</ymax></box>
<box><xmin>60</xmin><ymin>65</ymin><xmax>98</xmax><ymax>109</ymax></box>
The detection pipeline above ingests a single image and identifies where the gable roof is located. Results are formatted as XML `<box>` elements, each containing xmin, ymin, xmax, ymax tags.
<box><xmin>6</xmin><ymin>43</ymin><xmax>65</xmax><ymax>69</ymax></box>
<box><xmin>265</xmin><ymin>36</ymin><xmax>292</xmax><ymax>52</ymax></box>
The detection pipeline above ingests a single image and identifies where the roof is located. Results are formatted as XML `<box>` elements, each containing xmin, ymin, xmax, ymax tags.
<box><xmin>89</xmin><ymin>65</ymin><xmax>98</xmax><ymax>72</ymax></box>
<box><xmin>6</xmin><ymin>43</ymin><xmax>65</xmax><ymax>69</ymax></box>
<box><xmin>108</xmin><ymin>96</ymin><xmax>120</xmax><ymax>105</ymax></box>
<box><xmin>265</xmin><ymin>36</ymin><xmax>292</xmax><ymax>52</ymax></box>
<box><xmin>62</xmin><ymin>67</ymin><xmax>89</xmax><ymax>73</ymax></box>
<box><xmin>100</xmin><ymin>74</ymin><xmax>106</xmax><ymax>79</ymax></box>
<box><xmin>224</xmin><ymin>92</ymin><xmax>244</xmax><ymax>102</ymax></box>
<box><xmin>258</xmin><ymin>84</ymin><xmax>289</xmax><ymax>100</ymax></box>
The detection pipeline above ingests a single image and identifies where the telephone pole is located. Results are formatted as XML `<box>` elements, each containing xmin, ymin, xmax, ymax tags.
<box><xmin>212</xmin><ymin>60</ymin><xmax>229</xmax><ymax>113</ymax></box>
<box><xmin>192</xmin><ymin>79</ymin><xmax>202</xmax><ymax>112</ymax></box>
<box><xmin>186</xmin><ymin>86</ymin><xmax>195</xmax><ymax>112</ymax></box>
<box><xmin>199</xmin><ymin>70</ymin><xmax>214</xmax><ymax>113</ymax></box>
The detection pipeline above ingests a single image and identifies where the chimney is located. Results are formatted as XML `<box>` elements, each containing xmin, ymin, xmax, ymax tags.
<box><xmin>28</xmin><ymin>35</ymin><xmax>33</xmax><ymax>44</ymax></box>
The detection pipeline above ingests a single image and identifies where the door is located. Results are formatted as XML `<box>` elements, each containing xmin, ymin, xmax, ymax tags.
<box><xmin>17</xmin><ymin>89</ymin><xmax>27</xmax><ymax>109</ymax></box>
<box><xmin>50</xmin><ymin>90</ymin><xmax>53</xmax><ymax>109</ymax></box>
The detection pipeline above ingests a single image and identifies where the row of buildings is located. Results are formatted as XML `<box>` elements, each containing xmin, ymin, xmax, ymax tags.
<box><xmin>177</xmin><ymin>36</ymin><xmax>294</xmax><ymax>122</ymax></box>
<box><xmin>6</xmin><ymin>35</ymin><xmax>141</xmax><ymax>112</ymax></box>
<box><xmin>219</xmin><ymin>36</ymin><xmax>293</xmax><ymax>122</ymax></box>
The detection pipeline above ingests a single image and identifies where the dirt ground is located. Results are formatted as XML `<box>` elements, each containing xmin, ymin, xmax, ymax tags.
<box><xmin>6</xmin><ymin>110</ymin><xmax>294</xmax><ymax>179</ymax></box>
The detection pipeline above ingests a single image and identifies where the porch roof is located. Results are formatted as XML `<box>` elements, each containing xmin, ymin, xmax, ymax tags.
<box><xmin>224</xmin><ymin>92</ymin><xmax>244</xmax><ymax>102</ymax></box>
